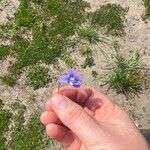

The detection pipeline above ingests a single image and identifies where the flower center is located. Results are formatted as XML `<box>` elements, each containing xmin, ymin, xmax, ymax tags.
<box><xmin>69</xmin><ymin>77</ymin><xmax>80</xmax><ymax>87</ymax></box>
<box><xmin>69</xmin><ymin>77</ymin><xmax>75</xmax><ymax>84</ymax></box>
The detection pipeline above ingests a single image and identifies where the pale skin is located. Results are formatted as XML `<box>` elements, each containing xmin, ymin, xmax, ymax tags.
<box><xmin>40</xmin><ymin>86</ymin><xmax>150</xmax><ymax>150</ymax></box>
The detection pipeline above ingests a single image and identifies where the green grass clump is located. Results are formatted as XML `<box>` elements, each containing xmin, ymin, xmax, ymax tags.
<box><xmin>11</xmin><ymin>102</ymin><xmax>26</xmax><ymax>112</ymax></box>
<box><xmin>108</xmin><ymin>56</ymin><xmax>140</xmax><ymax>94</ymax></box>
<box><xmin>66</xmin><ymin>39</ymin><xmax>77</xmax><ymax>48</ymax></box>
<box><xmin>10</xmin><ymin>27</ymin><xmax>64</xmax><ymax>75</ymax></box>
<box><xmin>143</xmin><ymin>0</ymin><xmax>150</xmax><ymax>20</ymax></box>
<box><xmin>0</xmin><ymin>105</ymin><xmax>12</xmax><ymax>150</ymax></box>
<box><xmin>30</xmin><ymin>0</ymin><xmax>42</xmax><ymax>4</ymax></box>
<box><xmin>106</xmin><ymin>42</ymin><xmax>141</xmax><ymax>94</ymax></box>
<box><xmin>63</xmin><ymin>54</ymin><xmax>76</xmax><ymax>67</ymax></box>
<box><xmin>80</xmin><ymin>47</ymin><xmax>95</xmax><ymax>68</ymax></box>
<box><xmin>91</xmin><ymin>70</ymin><xmax>98</xmax><ymax>79</ymax></box>
<box><xmin>0</xmin><ymin>74</ymin><xmax>16</xmax><ymax>87</ymax></box>
<box><xmin>80</xmin><ymin>47</ymin><xmax>92</xmax><ymax>56</ymax></box>
<box><xmin>81</xmin><ymin>56</ymin><xmax>95</xmax><ymax>68</ymax></box>
<box><xmin>78</xmin><ymin>25</ymin><xmax>99</xmax><ymax>43</ymax></box>
<box><xmin>15</xmin><ymin>0</ymin><xmax>36</xmax><ymax>27</ymax></box>
<box><xmin>91</xmin><ymin>4</ymin><xmax>127</xmax><ymax>36</ymax></box>
<box><xmin>10</xmin><ymin>102</ymin><xmax>26</xmax><ymax>134</ymax></box>
<box><xmin>47</xmin><ymin>0</ymin><xmax>88</xmax><ymax>37</ymax></box>
<box><xmin>26</xmin><ymin>66</ymin><xmax>51</xmax><ymax>90</ymax></box>
<box><xmin>10</xmin><ymin>106</ymin><xmax>52</xmax><ymax>150</ymax></box>
<box><xmin>0</xmin><ymin>46</ymin><xmax>11</xmax><ymax>60</ymax></box>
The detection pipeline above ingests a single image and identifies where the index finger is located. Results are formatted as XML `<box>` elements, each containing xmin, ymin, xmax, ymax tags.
<box><xmin>53</xmin><ymin>86</ymin><xmax>113</xmax><ymax>105</ymax></box>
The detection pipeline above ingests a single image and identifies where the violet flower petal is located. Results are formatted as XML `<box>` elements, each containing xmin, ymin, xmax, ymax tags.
<box><xmin>58</xmin><ymin>68</ymin><xmax>82</xmax><ymax>87</ymax></box>
<box><xmin>74</xmin><ymin>75</ymin><xmax>82</xmax><ymax>82</ymax></box>
<box><xmin>67</xmin><ymin>68</ymin><xmax>75</xmax><ymax>77</ymax></box>
<box><xmin>58</xmin><ymin>75</ymin><xmax>69</xmax><ymax>84</ymax></box>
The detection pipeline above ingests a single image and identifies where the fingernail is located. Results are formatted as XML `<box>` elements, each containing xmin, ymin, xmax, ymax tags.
<box><xmin>51</xmin><ymin>94</ymin><xmax>67</xmax><ymax>111</ymax></box>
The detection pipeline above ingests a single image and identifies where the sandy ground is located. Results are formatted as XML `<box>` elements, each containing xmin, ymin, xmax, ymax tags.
<box><xmin>0</xmin><ymin>0</ymin><xmax>150</xmax><ymax>149</ymax></box>
<box><xmin>84</xmin><ymin>0</ymin><xmax>150</xmax><ymax>129</ymax></box>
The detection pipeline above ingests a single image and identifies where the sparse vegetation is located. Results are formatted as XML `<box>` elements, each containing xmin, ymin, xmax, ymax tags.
<box><xmin>0</xmin><ymin>46</ymin><xmax>11</xmax><ymax>60</ymax></box>
<box><xmin>0</xmin><ymin>74</ymin><xmax>16</xmax><ymax>87</ymax></box>
<box><xmin>143</xmin><ymin>0</ymin><xmax>150</xmax><ymax>20</ymax></box>
<box><xmin>30</xmin><ymin>0</ymin><xmax>42</xmax><ymax>5</ymax></box>
<box><xmin>80</xmin><ymin>47</ymin><xmax>92</xmax><ymax>56</ymax></box>
<box><xmin>139</xmin><ymin>69</ymin><xmax>150</xmax><ymax>90</ymax></box>
<box><xmin>63</xmin><ymin>54</ymin><xmax>76</xmax><ymax>67</ymax></box>
<box><xmin>14</xmin><ymin>0</ymin><xmax>36</xmax><ymax>27</ymax></box>
<box><xmin>80</xmin><ymin>47</ymin><xmax>95</xmax><ymax>68</ymax></box>
<box><xmin>91</xmin><ymin>4</ymin><xmax>127</xmax><ymax>36</ymax></box>
<box><xmin>11</xmin><ymin>112</ymin><xmax>52</xmax><ymax>150</ymax></box>
<box><xmin>92</xmin><ymin>70</ymin><xmax>98</xmax><ymax>79</ymax></box>
<box><xmin>0</xmin><ymin>0</ymin><xmax>89</xmax><ymax>87</ymax></box>
<box><xmin>28</xmin><ymin>94</ymin><xmax>36</xmax><ymax>102</ymax></box>
<box><xmin>105</xmin><ymin>42</ymin><xmax>141</xmax><ymax>95</ymax></box>
<box><xmin>78</xmin><ymin>25</ymin><xmax>99</xmax><ymax>43</ymax></box>
<box><xmin>26</xmin><ymin>66</ymin><xmax>51</xmax><ymax>90</ymax></box>
<box><xmin>66</xmin><ymin>39</ymin><xmax>77</xmax><ymax>48</ymax></box>
<box><xmin>0</xmin><ymin>103</ymin><xmax>11</xmax><ymax>150</ymax></box>
<box><xmin>81</xmin><ymin>56</ymin><xmax>95</xmax><ymax>68</ymax></box>
<box><xmin>1</xmin><ymin>102</ymin><xmax>53</xmax><ymax>150</ymax></box>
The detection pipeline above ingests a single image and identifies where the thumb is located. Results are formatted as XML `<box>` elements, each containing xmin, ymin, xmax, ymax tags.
<box><xmin>51</xmin><ymin>94</ymin><xmax>103</xmax><ymax>143</ymax></box>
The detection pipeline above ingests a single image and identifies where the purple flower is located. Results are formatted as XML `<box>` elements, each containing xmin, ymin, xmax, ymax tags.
<box><xmin>58</xmin><ymin>68</ymin><xmax>82</xmax><ymax>87</ymax></box>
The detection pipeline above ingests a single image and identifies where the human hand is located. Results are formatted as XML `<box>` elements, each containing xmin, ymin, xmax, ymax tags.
<box><xmin>40</xmin><ymin>86</ymin><xmax>149</xmax><ymax>150</ymax></box>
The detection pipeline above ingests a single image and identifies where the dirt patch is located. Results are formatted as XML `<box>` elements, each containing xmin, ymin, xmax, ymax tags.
<box><xmin>0</xmin><ymin>0</ymin><xmax>20</xmax><ymax>24</ymax></box>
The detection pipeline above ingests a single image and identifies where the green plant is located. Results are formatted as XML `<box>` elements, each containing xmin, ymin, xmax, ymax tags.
<box><xmin>63</xmin><ymin>54</ymin><xmax>76</xmax><ymax>67</ymax></box>
<box><xmin>0</xmin><ymin>106</ymin><xmax>11</xmax><ymax>150</ymax></box>
<box><xmin>11</xmin><ymin>103</ymin><xmax>26</xmax><ymax>133</ymax></box>
<box><xmin>80</xmin><ymin>47</ymin><xmax>92</xmax><ymax>56</ymax></box>
<box><xmin>0</xmin><ymin>46</ymin><xmax>11</xmax><ymax>60</ymax></box>
<box><xmin>81</xmin><ymin>56</ymin><xmax>95</xmax><ymax>68</ymax></box>
<box><xmin>0</xmin><ymin>99</ymin><xmax>3</xmax><ymax>106</ymax></box>
<box><xmin>10</xmin><ymin>26</ymin><xmax>64</xmax><ymax>75</ymax></box>
<box><xmin>47</xmin><ymin>0</ymin><xmax>88</xmax><ymax>37</ymax></box>
<box><xmin>26</xmin><ymin>66</ymin><xmax>51</xmax><ymax>90</ymax></box>
<box><xmin>106</xmin><ymin>45</ymin><xmax>141</xmax><ymax>94</ymax></box>
<box><xmin>15</xmin><ymin>0</ymin><xmax>36</xmax><ymax>27</ymax></box>
<box><xmin>29</xmin><ymin>94</ymin><xmax>36</xmax><ymax>102</ymax></box>
<box><xmin>0</xmin><ymin>23</ymin><xmax>13</xmax><ymax>39</ymax></box>
<box><xmin>91</xmin><ymin>4</ymin><xmax>127</xmax><ymax>36</ymax></box>
<box><xmin>66</xmin><ymin>39</ymin><xmax>77</xmax><ymax>48</ymax></box>
<box><xmin>30</xmin><ymin>0</ymin><xmax>42</xmax><ymax>4</ymax></box>
<box><xmin>11</xmin><ymin>102</ymin><xmax>26</xmax><ymax>112</ymax></box>
<box><xmin>0</xmin><ymin>74</ymin><xmax>16</xmax><ymax>87</ymax></box>
<box><xmin>143</xmin><ymin>0</ymin><xmax>150</xmax><ymax>20</ymax></box>
<box><xmin>11</xmin><ymin>112</ymin><xmax>52</xmax><ymax>150</ymax></box>
<box><xmin>92</xmin><ymin>70</ymin><xmax>98</xmax><ymax>78</ymax></box>
<box><xmin>78</xmin><ymin>25</ymin><xmax>99</xmax><ymax>43</ymax></box>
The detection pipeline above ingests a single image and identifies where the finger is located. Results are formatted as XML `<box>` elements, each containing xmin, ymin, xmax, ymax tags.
<box><xmin>46</xmin><ymin>123</ymin><xmax>80</xmax><ymax>149</ymax></box>
<box><xmin>51</xmin><ymin>94</ymin><xmax>105</xmax><ymax>143</ymax></box>
<box><xmin>53</xmin><ymin>86</ymin><xmax>116</xmax><ymax>123</ymax></box>
<box><xmin>45</xmin><ymin>100</ymin><xmax>53</xmax><ymax>111</ymax></box>
<box><xmin>40</xmin><ymin>111</ymin><xmax>61</xmax><ymax>125</ymax></box>
<box><xmin>54</xmin><ymin>86</ymin><xmax>113</xmax><ymax>111</ymax></box>
<box><xmin>53</xmin><ymin>86</ymin><xmax>92</xmax><ymax>103</ymax></box>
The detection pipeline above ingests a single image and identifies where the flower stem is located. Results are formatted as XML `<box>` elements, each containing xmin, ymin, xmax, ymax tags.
<box><xmin>58</xmin><ymin>83</ymin><xmax>61</xmax><ymax>92</ymax></box>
